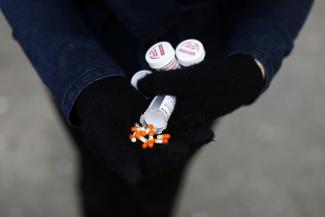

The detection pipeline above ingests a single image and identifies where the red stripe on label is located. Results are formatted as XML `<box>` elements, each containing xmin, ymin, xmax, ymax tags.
<box><xmin>150</xmin><ymin>49</ymin><xmax>159</xmax><ymax>59</ymax></box>
<box><xmin>179</xmin><ymin>48</ymin><xmax>196</xmax><ymax>56</ymax></box>
<box><xmin>159</xmin><ymin>44</ymin><xmax>165</xmax><ymax>56</ymax></box>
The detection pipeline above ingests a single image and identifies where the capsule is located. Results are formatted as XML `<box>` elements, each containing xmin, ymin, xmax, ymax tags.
<box><xmin>141</xmin><ymin>127</ymin><xmax>149</xmax><ymax>134</ymax></box>
<box><xmin>147</xmin><ymin>124</ymin><xmax>155</xmax><ymax>130</ymax></box>
<box><xmin>147</xmin><ymin>140</ymin><xmax>155</xmax><ymax>148</ymax></box>
<box><xmin>148</xmin><ymin>130</ymin><xmax>155</xmax><ymax>137</ymax></box>
<box><xmin>139</xmin><ymin>137</ymin><xmax>148</xmax><ymax>143</ymax></box>
<box><xmin>155</xmin><ymin>139</ymin><xmax>169</xmax><ymax>144</ymax></box>
<box><xmin>135</xmin><ymin>132</ymin><xmax>148</xmax><ymax>142</ymax></box>
<box><xmin>157</xmin><ymin>134</ymin><xmax>171</xmax><ymax>140</ymax></box>
<box><xmin>135</xmin><ymin>131</ymin><xmax>147</xmax><ymax>138</ymax></box>
<box><xmin>137</xmin><ymin>127</ymin><xmax>146</xmax><ymax>132</ymax></box>
<box><xmin>131</xmin><ymin>123</ymin><xmax>141</xmax><ymax>132</ymax></box>
<box><xmin>142</xmin><ymin>142</ymin><xmax>148</xmax><ymax>149</ymax></box>
<box><xmin>129</xmin><ymin>134</ymin><xmax>137</xmax><ymax>143</ymax></box>
<box><xmin>148</xmin><ymin>125</ymin><xmax>156</xmax><ymax>135</ymax></box>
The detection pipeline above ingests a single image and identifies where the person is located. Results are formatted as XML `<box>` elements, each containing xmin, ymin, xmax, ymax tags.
<box><xmin>0</xmin><ymin>0</ymin><xmax>313</xmax><ymax>216</ymax></box>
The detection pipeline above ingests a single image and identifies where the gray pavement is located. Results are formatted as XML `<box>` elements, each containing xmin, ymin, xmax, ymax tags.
<box><xmin>1</xmin><ymin>1</ymin><xmax>325</xmax><ymax>216</ymax></box>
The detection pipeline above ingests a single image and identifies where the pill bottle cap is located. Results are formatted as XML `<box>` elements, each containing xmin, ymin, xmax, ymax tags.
<box><xmin>176</xmin><ymin>39</ymin><xmax>205</xmax><ymax>67</ymax></box>
<box><xmin>145</xmin><ymin>42</ymin><xmax>176</xmax><ymax>70</ymax></box>
<box><xmin>131</xmin><ymin>70</ymin><xmax>152</xmax><ymax>91</ymax></box>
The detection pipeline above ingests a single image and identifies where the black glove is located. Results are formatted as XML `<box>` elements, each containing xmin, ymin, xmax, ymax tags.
<box><xmin>75</xmin><ymin>77</ymin><xmax>214</xmax><ymax>185</ymax></box>
<box><xmin>75</xmin><ymin>77</ymin><xmax>147</xmax><ymax>185</ymax></box>
<box><xmin>138</xmin><ymin>113</ymin><xmax>214</xmax><ymax>177</ymax></box>
<box><xmin>138</xmin><ymin>54</ymin><xmax>265</xmax><ymax>120</ymax></box>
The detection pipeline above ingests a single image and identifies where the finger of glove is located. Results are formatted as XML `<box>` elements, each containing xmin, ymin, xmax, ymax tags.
<box><xmin>139</xmin><ymin>141</ymin><xmax>189</xmax><ymax>176</ymax></box>
<box><xmin>172</xmin><ymin>126</ymin><xmax>215</xmax><ymax>152</ymax></box>
<box><xmin>138</xmin><ymin>126</ymin><xmax>214</xmax><ymax>176</ymax></box>
<box><xmin>168</xmin><ymin>113</ymin><xmax>208</xmax><ymax>133</ymax></box>
<box><xmin>137</xmin><ymin>69</ymin><xmax>196</xmax><ymax>97</ymax></box>
<box><xmin>82</xmin><ymin>125</ymin><xmax>143</xmax><ymax>186</ymax></box>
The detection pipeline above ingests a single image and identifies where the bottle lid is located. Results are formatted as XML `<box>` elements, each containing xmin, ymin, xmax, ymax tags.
<box><xmin>176</xmin><ymin>39</ymin><xmax>205</xmax><ymax>67</ymax></box>
<box><xmin>145</xmin><ymin>42</ymin><xmax>176</xmax><ymax>70</ymax></box>
<box><xmin>131</xmin><ymin>70</ymin><xmax>152</xmax><ymax>91</ymax></box>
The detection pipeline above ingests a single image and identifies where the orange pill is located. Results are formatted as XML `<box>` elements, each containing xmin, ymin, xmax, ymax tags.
<box><xmin>148</xmin><ymin>130</ymin><xmax>156</xmax><ymax>137</ymax></box>
<box><xmin>135</xmin><ymin>131</ymin><xmax>147</xmax><ymax>138</ymax></box>
<box><xmin>147</xmin><ymin>140</ymin><xmax>155</xmax><ymax>148</ymax></box>
<box><xmin>135</xmin><ymin>134</ymin><xmax>147</xmax><ymax>143</ymax></box>
<box><xmin>157</xmin><ymin>134</ymin><xmax>171</xmax><ymax>140</ymax></box>
<box><xmin>142</xmin><ymin>142</ymin><xmax>148</xmax><ymax>149</ymax></box>
<box><xmin>131</xmin><ymin>127</ymin><xmax>138</xmax><ymax>132</ymax></box>
<box><xmin>155</xmin><ymin>139</ymin><xmax>169</xmax><ymax>144</ymax></box>
<box><xmin>129</xmin><ymin>134</ymin><xmax>136</xmax><ymax>143</ymax></box>
<box><xmin>147</xmin><ymin>124</ymin><xmax>155</xmax><ymax>130</ymax></box>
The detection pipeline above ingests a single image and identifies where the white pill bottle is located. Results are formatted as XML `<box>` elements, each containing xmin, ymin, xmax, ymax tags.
<box><xmin>132</xmin><ymin>39</ymin><xmax>205</xmax><ymax>133</ymax></box>
<box><xmin>175</xmin><ymin>39</ymin><xmax>205</xmax><ymax>67</ymax></box>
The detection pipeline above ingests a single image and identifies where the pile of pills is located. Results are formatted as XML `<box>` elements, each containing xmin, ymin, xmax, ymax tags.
<box><xmin>129</xmin><ymin>123</ymin><xmax>171</xmax><ymax>149</ymax></box>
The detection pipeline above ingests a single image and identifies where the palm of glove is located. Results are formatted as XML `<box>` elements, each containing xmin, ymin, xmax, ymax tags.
<box><xmin>75</xmin><ymin>77</ymin><xmax>214</xmax><ymax>185</ymax></box>
<box><xmin>76</xmin><ymin>77</ymin><xmax>147</xmax><ymax>185</ymax></box>
<box><xmin>138</xmin><ymin>54</ymin><xmax>265</xmax><ymax>120</ymax></box>
<box><xmin>138</xmin><ymin>113</ymin><xmax>214</xmax><ymax>177</ymax></box>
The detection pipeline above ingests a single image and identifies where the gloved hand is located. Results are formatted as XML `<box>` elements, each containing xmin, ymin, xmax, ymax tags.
<box><xmin>138</xmin><ymin>54</ymin><xmax>265</xmax><ymax>120</ymax></box>
<box><xmin>75</xmin><ymin>77</ymin><xmax>148</xmax><ymax>185</ymax></box>
<box><xmin>75</xmin><ymin>77</ymin><xmax>214</xmax><ymax>185</ymax></box>
<box><xmin>138</xmin><ymin>113</ymin><xmax>214</xmax><ymax>177</ymax></box>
